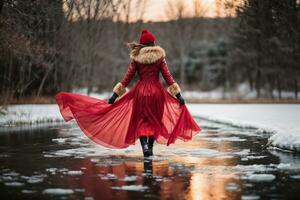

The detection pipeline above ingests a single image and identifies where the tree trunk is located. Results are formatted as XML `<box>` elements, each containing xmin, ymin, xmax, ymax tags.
<box><xmin>276</xmin><ymin>74</ymin><xmax>282</xmax><ymax>99</ymax></box>
<box><xmin>295</xmin><ymin>77</ymin><xmax>298</xmax><ymax>99</ymax></box>
<box><xmin>179</xmin><ymin>60</ymin><xmax>185</xmax><ymax>87</ymax></box>
<box><xmin>222</xmin><ymin>68</ymin><xmax>226</xmax><ymax>99</ymax></box>
<box><xmin>255</xmin><ymin>69</ymin><xmax>261</xmax><ymax>98</ymax></box>
<box><xmin>269</xmin><ymin>76</ymin><xmax>274</xmax><ymax>99</ymax></box>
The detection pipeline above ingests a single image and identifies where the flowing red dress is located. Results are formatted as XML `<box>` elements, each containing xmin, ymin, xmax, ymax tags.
<box><xmin>55</xmin><ymin>47</ymin><xmax>201</xmax><ymax>149</ymax></box>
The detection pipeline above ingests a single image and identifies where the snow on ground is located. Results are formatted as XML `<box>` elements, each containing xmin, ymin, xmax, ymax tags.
<box><xmin>182</xmin><ymin>84</ymin><xmax>297</xmax><ymax>100</ymax></box>
<box><xmin>0</xmin><ymin>104</ymin><xmax>62</xmax><ymax>126</ymax></box>
<box><xmin>188</xmin><ymin>104</ymin><xmax>300</xmax><ymax>152</ymax></box>
<box><xmin>1</xmin><ymin>103</ymin><xmax>300</xmax><ymax>153</ymax></box>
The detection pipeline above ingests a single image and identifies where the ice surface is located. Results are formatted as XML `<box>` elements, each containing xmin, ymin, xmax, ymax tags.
<box><xmin>233</xmin><ymin>164</ymin><xmax>277</xmax><ymax>173</ymax></box>
<box><xmin>225</xmin><ymin>182</ymin><xmax>239</xmax><ymax>191</ymax></box>
<box><xmin>27</xmin><ymin>177</ymin><xmax>44</xmax><ymax>184</ymax></box>
<box><xmin>244</xmin><ymin>174</ymin><xmax>276</xmax><ymax>182</ymax></box>
<box><xmin>291</xmin><ymin>175</ymin><xmax>300</xmax><ymax>179</ymax></box>
<box><xmin>162</xmin><ymin>147</ymin><xmax>223</xmax><ymax>157</ymax></box>
<box><xmin>100</xmin><ymin>173</ymin><xmax>118</xmax><ymax>180</ymax></box>
<box><xmin>4</xmin><ymin>182</ymin><xmax>24</xmax><ymax>187</ymax></box>
<box><xmin>246</xmin><ymin>156</ymin><xmax>267</xmax><ymax>160</ymax></box>
<box><xmin>67</xmin><ymin>170</ymin><xmax>83</xmax><ymax>175</ymax></box>
<box><xmin>241</xmin><ymin>195</ymin><xmax>260</xmax><ymax>200</ymax></box>
<box><xmin>234</xmin><ymin>149</ymin><xmax>251</xmax><ymax>156</ymax></box>
<box><xmin>42</xmin><ymin>188</ymin><xmax>74</xmax><ymax>195</ymax></box>
<box><xmin>123</xmin><ymin>176</ymin><xmax>138</xmax><ymax>181</ymax></box>
<box><xmin>201</xmin><ymin>136</ymin><xmax>246</xmax><ymax>142</ymax></box>
<box><xmin>21</xmin><ymin>189</ymin><xmax>36</xmax><ymax>193</ymax></box>
<box><xmin>52</xmin><ymin>138</ymin><xmax>67</xmax><ymax>144</ymax></box>
<box><xmin>84</xmin><ymin>197</ymin><xmax>94</xmax><ymax>200</ymax></box>
<box><xmin>277</xmin><ymin>163</ymin><xmax>300</xmax><ymax>171</ymax></box>
<box><xmin>112</xmin><ymin>185</ymin><xmax>148</xmax><ymax>191</ymax></box>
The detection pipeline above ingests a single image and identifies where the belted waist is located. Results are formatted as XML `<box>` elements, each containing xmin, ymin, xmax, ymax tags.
<box><xmin>138</xmin><ymin>78</ymin><xmax>159</xmax><ymax>82</ymax></box>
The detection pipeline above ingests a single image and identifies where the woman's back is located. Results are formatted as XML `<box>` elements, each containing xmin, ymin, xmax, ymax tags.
<box><xmin>118</xmin><ymin>46</ymin><xmax>176</xmax><ymax>90</ymax></box>
<box><xmin>136</xmin><ymin>61</ymin><xmax>161</xmax><ymax>82</ymax></box>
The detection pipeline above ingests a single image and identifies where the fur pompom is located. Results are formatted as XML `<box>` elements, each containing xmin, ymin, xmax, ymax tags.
<box><xmin>113</xmin><ymin>82</ymin><xmax>126</xmax><ymax>96</ymax></box>
<box><xmin>167</xmin><ymin>82</ymin><xmax>181</xmax><ymax>96</ymax></box>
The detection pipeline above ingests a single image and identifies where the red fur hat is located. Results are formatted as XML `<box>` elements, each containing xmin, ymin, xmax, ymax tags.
<box><xmin>139</xmin><ymin>29</ymin><xmax>156</xmax><ymax>45</ymax></box>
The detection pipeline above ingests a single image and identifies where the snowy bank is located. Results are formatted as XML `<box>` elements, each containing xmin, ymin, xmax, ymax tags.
<box><xmin>0</xmin><ymin>104</ymin><xmax>62</xmax><ymax>126</ymax></box>
<box><xmin>188</xmin><ymin>104</ymin><xmax>300</xmax><ymax>152</ymax></box>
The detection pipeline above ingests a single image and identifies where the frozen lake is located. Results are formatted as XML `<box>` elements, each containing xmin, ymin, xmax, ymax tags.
<box><xmin>1</xmin><ymin>118</ymin><xmax>300</xmax><ymax>199</ymax></box>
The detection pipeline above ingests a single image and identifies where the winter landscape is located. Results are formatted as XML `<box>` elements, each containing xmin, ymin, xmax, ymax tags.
<box><xmin>1</xmin><ymin>0</ymin><xmax>300</xmax><ymax>200</ymax></box>
<box><xmin>1</xmin><ymin>98</ymin><xmax>300</xmax><ymax>199</ymax></box>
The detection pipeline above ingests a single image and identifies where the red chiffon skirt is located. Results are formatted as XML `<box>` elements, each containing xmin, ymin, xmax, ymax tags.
<box><xmin>55</xmin><ymin>81</ymin><xmax>201</xmax><ymax>149</ymax></box>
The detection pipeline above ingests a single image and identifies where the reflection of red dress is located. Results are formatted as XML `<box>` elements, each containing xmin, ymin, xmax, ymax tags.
<box><xmin>56</xmin><ymin>46</ymin><xmax>200</xmax><ymax>148</ymax></box>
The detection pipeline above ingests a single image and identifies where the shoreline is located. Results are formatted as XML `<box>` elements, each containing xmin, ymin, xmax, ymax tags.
<box><xmin>1</xmin><ymin>96</ymin><xmax>299</xmax><ymax>105</ymax></box>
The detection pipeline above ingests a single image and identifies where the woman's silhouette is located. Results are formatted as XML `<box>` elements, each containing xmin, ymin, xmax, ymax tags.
<box><xmin>55</xmin><ymin>29</ymin><xmax>201</xmax><ymax>157</ymax></box>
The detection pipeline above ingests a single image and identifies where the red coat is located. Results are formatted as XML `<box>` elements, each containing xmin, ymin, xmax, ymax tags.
<box><xmin>56</xmin><ymin>46</ymin><xmax>201</xmax><ymax>148</ymax></box>
<box><xmin>120</xmin><ymin>58</ymin><xmax>175</xmax><ymax>88</ymax></box>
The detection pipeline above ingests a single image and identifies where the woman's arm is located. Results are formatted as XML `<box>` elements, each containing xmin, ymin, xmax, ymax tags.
<box><xmin>109</xmin><ymin>61</ymin><xmax>137</xmax><ymax>103</ymax></box>
<box><xmin>160</xmin><ymin>59</ymin><xmax>185</xmax><ymax>105</ymax></box>
<box><xmin>120</xmin><ymin>61</ymin><xmax>137</xmax><ymax>87</ymax></box>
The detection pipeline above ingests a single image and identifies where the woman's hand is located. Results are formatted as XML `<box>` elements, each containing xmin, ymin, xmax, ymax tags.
<box><xmin>108</xmin><ymin>92</ymin><xmax>118</xmax><ymax>104</ymax></box>
<box><xmin>175</xmin><ymin>93</ymin><xmax>185</xmax><ymax>105</ymax></box>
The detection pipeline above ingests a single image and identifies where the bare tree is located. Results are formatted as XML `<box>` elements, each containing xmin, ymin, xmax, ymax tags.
<box><xmin>164</xmin><ymin>0</ymin><xmax>207</xmax><ymax>87</ymax></box>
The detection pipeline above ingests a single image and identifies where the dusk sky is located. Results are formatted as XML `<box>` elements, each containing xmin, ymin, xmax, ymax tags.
<box><xmin>131</xmin><ymin>0</ymin><xmax>218</xmax><ymax>22</ymax></box>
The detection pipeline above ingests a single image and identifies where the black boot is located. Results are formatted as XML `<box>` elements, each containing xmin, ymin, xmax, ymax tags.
<box><xmin>139</xmin><ymin>136</ymin><xmax>151</xmax><ymax>157</ymax></box>
<box><xmin>148</xmin><ymin>136</ymin><xmax>155</xmax><ymax>156</ymax></box>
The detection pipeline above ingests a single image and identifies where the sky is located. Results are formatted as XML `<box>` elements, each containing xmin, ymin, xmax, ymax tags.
<box><xmin>63</xmin><ymin>0</ymin><xmax>222</xmax><ymax>22</ymax></box>
<box><xmin>135</xmin><ymin>0</ymin><xmax>218</xmax><ymax>22</ymax></box>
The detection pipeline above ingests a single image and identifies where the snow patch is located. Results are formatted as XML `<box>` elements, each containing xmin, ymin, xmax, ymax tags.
<box><xmin>268</xmin><ymin>133</ymin><xmax>300</xmax><ymax>152</ymax></box>
<box><xmin>27</xmin><ymin>177</ymin><xmax>44</xmax><ymax>184</ymax></box>
<box><xmin>52</xmin><ymin>138</ymin><xmax>67</xmax><ymax>144</ymax></box>
<box><xmin>67</xmin><ymin>170</ymin><xmax>83</xmax><ymax>176</ymax></box>
<box><xmin>100</xmin><ymin>173</ymin><xmax>118</xmax><ymax>180</ymax></box>
<box><xmin>246</xmin><ymin>156</ymin><xmax>267</xmax><ymax>160</ymax></box>
<box><xmin>43</xmin><ymin>188</ymin><xmax>74</xmax><ymax>195</ymax></box>
<box><xmin>202</xmin><ymin>136</ymin><xmax>246</xmax><ymax>142</ymax></box>
<box><xmin>291</xmin><ymin>175</ymin><xmax>300</xmax><ymax>179</ymax></box>
<box><xmin>4</xmin><ymin>182</ymin><xmax>24</xmax><ymax>187</ymax></box>
<box><xmin>244</xmin><ymin>174</ymin><xmax>275</xmax><ymax>182</ymax></box>
<box><xmin>168</xmin><ymin>148</ymin><xmax>223</xmax><ymax>157</ymax></box>
<box><xmin>225</xmin><ymin>182</ymin><xmax>239</xmax><ymax>191</ymax></box>
<box><xmin>112</xmin><ymin>185</ymin><xmax>148</xmax><ymax>191</ymax></box>
<box><xmin>241</xmin><ymin>195</ymin><xmax>260</xmax><ymax>200</ymax></box>
<box><xmin>277</xmin><ymin>163</ymin><xmax>300</xmax><ymax>171</ymax></box>
<box><xmin>22</xmin><ymin>189</ymin><xmax>36</xmax><ymax>193</ymax></box>
<box><xmin>123</xmin><ymin>176</ymin><xmax>138</xmax><ymax>181</ymax></box>
<box><xmin>233</xmin><ymin>164</ymin><xmax>277</xmax><ymax>173</ymax></box>
<box><xmin>0</xmin><ymin>104</ymin><xmax>62</xmax><ymax>126</ymax></box>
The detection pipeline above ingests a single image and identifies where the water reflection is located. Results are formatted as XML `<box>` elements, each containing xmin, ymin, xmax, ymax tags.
<box><xmin>64</xmin><ymin>153</ymin><xmax>242</xmax><ymax>200</ymax></box>
<box><xmin>1</xmin><ymin>121</ymin><xmax>299</xmax><ymax>200</ymax></box>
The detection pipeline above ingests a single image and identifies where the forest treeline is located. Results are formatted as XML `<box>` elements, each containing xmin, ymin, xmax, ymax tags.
<box><xmin>0</xmin><ymin>0</ymin><xmax>300</xmax><ymax>104</ymax></box>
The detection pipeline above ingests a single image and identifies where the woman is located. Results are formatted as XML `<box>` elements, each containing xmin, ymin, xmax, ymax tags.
<box><xmin>56</xmin><ymin>29</ymin><xmax>201</xmax><ymax>157</ymax></box>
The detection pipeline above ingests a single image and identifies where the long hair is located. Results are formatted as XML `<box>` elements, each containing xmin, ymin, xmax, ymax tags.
<box><xmin>127</xmin><ymin>42</ymin><xmax>145</xmax><ymax>57</ymax></box>
<box><xmin>127</xmin><ymin>42</ymin><xmax>155</xmax><ymax>57</ymax></box>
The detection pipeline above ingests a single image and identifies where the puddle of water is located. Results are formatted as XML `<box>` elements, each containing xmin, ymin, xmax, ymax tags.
<box><xmin>0</xmin><ymin>120</ymin><xmax>300</xmax><ymax>199</ymax></box>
